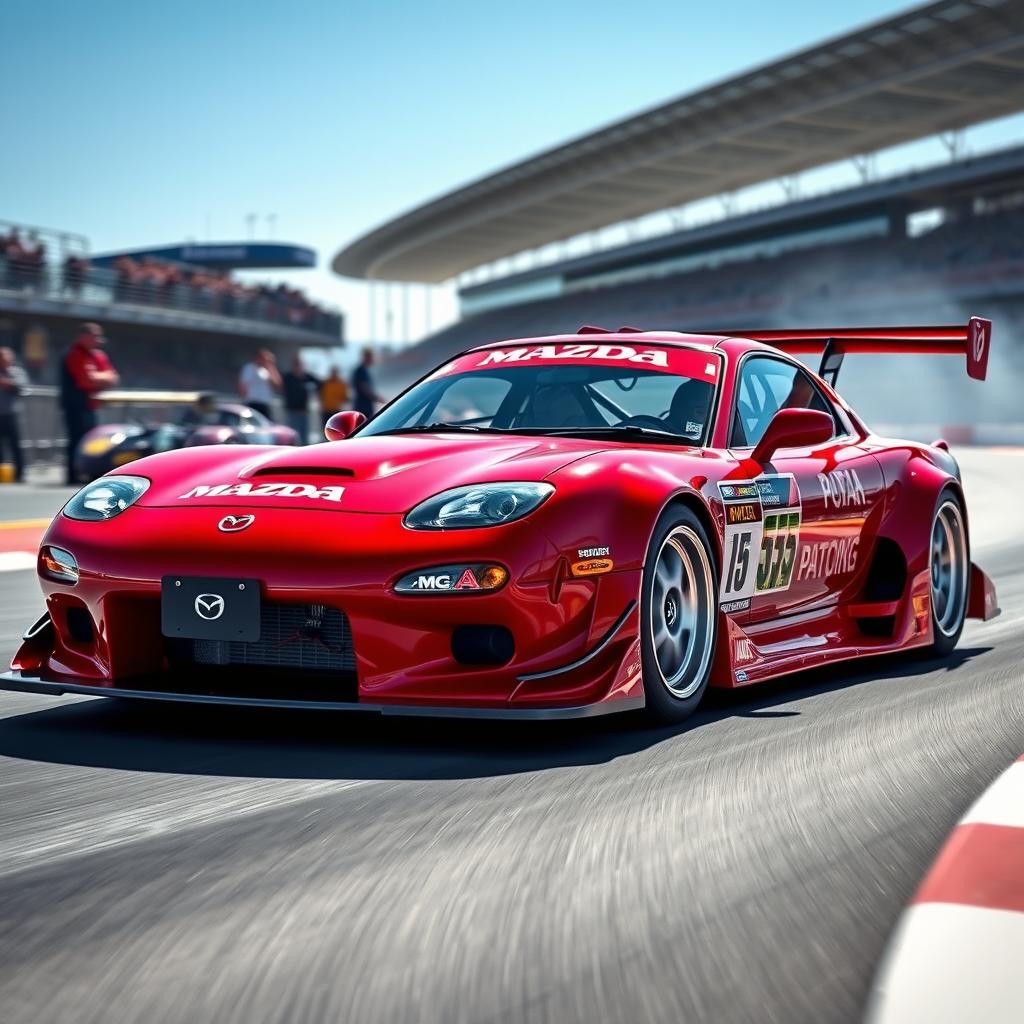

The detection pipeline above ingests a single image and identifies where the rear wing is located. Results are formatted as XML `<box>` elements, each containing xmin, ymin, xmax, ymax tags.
<box><xmin>728</xmin><ymin>316</ymin><xmax>991</xmax><ymax>386</ymax></box>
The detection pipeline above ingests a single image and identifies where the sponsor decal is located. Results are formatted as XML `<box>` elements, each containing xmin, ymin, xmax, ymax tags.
<box><xmin>718</xmin><ymin>474</ymin><xmax>802</xmax><ymax>607</ymax></box>
<box><xmin>727</xmin><ymin>501</ymin><xmax>759</xmax><ymax>525</ymax></box>
<box><xmin>412</xmin><ymin>573</ymin><xmax>454</xmax><ymax>591</ymax></box>
<box><xmin>736</xmin><ymin>670</ymin><xmax>749</xmax><ymax>683</ymax></box>
<box><xmin>394</xmin><ymin>564</ymin><xmax>508</xmax><ymax>594</ymax></box>
<box><xmin>797</xmin><ymin>536</ymin><xmax>860</xmax><ymax>581</ymax></box>
<box><xmin>179</xmin><ymin>483</ymin><xmax>345</xmax><ymax>502</ymax></box>
<box><xmin>477</xmin><ymin>344</ymin><xmax>669</xmax><ymax>368</ymax></box>
<box><xmin>818</xmin><ymin>468</ymin><xmax>866</xmax><ymax>510</ymax></box>
<box><xmin>571</xmin><ymin>558</ymin><xmax>614</xmax><ymax>577</ymax></box>
<box><xmin>756</xmin><ymin>475</ymin><xmax>798</xmax><ymax>509</ymax></box>
<box><xmin>734</xmin><ymin>638</ymin><xmax>755</xmax><ymax>663</ymax></box>
<box><xmin>720</xmin><ymin>482</ymin><xmax>758</xmax><ymax>500</ymax></box>
<box><xmin>454</xmin><ymin>568</ymin><xmax>480</xmax><ymax>590</ymax></box>
<box><xmin>578</xmin><ymin>546</ymin><xmax>611</xmax><ymax>558</ymax></box>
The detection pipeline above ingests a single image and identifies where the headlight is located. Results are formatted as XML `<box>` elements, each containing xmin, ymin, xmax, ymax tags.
<box><xmin>64</xmin><ymin>475</ymin><xmax>150</xmax><ymax>521</ymax></box>
<box><xmin>405</xmin><ymin>482</ymin><xmax>554</xmax><ymax>530</ymax></box>
<box><xmin>81</xmin><ymin>436</ymin><xmax>116</xmax><ymax>456</ymax></box>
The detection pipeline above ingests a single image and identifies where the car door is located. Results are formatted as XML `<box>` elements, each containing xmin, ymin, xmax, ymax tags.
<box><xmin>723</xmin><ymin>355</ymin><xmax>884</xmax><ymax>623</ymax></box>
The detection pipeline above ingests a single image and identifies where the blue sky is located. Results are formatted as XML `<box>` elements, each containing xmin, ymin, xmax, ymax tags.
<box><xmin>3</xmin><ymin>0</ymin><xmax>1022</xmax><ymax>345</ymax></box>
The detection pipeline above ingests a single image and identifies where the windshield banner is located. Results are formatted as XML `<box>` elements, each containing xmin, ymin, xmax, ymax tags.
<box><xmin>435</xmin><ymin>343</ymin><xmax>721</xmax><ymax>380</ymax></box>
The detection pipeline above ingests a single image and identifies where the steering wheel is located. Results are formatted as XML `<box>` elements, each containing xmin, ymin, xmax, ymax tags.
<box><xmin>619</xmin><ymin>414</ymin><xmax>670</xmax><ymax>430</ymax></box>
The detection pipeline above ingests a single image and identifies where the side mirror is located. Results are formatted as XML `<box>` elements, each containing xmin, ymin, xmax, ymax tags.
<box><xmin>751</xmin><ymin>408</ymin><xmax>833</xmax><ymax>464</ymax></box>
<box><xmin>324</xmin><ymin>410</ymin><xmax>367</xmax><ymax>441</ymax></box>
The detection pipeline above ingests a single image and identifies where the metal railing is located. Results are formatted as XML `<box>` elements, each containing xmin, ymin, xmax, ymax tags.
<box><xmin>0</xmin><ymin>256</ymin><xmax>342</xmax><ymax>340</ymax></box>
<box><xmin>18</xmin><ymin>386</ymin><xmax>65</xmax><ymax>468</ymax></box>
<box><xmin>0</xmin><ymin>217</ymin><xmax>341</xmax><ymax>341</ymax></box>
<box><xmin>0</xmin><ymin>219</ymin><xmax>89</xmax><ymax>264</ymax></box>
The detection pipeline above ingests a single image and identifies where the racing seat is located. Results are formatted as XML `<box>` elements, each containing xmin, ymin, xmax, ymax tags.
<box><xmin>667</xmin><ymin>380</ymin><xmax>711</xmax><ymax>438</ymax></box>
<box><xmin>518</xmin><ymin>385</ymin><xmax>592</xmax><ymax>428</ymax></box>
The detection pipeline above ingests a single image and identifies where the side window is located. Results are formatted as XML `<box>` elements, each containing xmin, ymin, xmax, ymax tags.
<box><xmin>731</xmin><ymin>357</ymin><xmax>836</xmax><ymax>448</ymax></box>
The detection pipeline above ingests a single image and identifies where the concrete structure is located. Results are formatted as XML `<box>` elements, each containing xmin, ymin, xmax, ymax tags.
<box><xmin>334</xmin><ymin>0</ymin><xmax>1024</xmax><ymax>284</ymax></box>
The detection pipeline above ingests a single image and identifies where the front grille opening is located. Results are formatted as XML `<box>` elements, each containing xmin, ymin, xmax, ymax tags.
<box><xmin>162</xmin><ymin>602</ymin><xmax>358</xmax><ymax>702</ymax></box>
<box><xmin>135</xmin><ymin>665</ymin><xmax>359</xmax><ymax>703</ymax></box>
<box><xmin>66</xmin><ymin>607</ymin><xmax>94</xmax><ymax>644</ymax></box>
<box><xmin>451</xmin><ymin>625</ymin><xmax>514</xmax><ymax>665</ymax></box>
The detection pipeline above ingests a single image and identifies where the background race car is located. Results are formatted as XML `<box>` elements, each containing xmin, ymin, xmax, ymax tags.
<box><xmin>73</xmin><ymin>396</ymin><xmax>299</xmax><ymax>481</ymax></box>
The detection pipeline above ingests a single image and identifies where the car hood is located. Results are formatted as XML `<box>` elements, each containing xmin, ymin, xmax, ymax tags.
<box><xmin>133</xmin><ymin>433</ymin><xmax>610</xmax><ymax>514</ymax></box>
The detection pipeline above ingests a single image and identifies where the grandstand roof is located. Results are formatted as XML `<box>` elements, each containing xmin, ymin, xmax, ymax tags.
<box><xmin>333</xmin><ymin>0</ymin><xmax>1024</xmax><ymax>284</ymax></box>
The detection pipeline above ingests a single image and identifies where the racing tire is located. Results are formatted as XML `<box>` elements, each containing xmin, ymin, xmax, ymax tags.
<box><xmin>923</xmin><ymin>488</ymin><xmax>969</xmax><ymax>658</ymax></box>
<box><xmin>640</xmin><ymin>505</ymin><xmax>718</xmax><ymax>724</ymax></box>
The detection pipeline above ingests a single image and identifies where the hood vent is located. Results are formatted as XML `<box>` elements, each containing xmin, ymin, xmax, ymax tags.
<box><xmin>251</xmin><ymin>466</ymin><xmax>355</xmax><ymax>478</ymax></box>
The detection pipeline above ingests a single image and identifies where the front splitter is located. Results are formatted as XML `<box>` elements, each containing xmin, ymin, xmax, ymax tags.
<box><xmin>0</xmin><ymin>670</ymin><xmax>644</xmax><ymax>720</ymax></box>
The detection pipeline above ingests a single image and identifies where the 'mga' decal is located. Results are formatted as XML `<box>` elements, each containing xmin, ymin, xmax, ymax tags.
<box><xmin>478</xmin><ymin>344</ymin><xmax>668</xmax><ymax>368</ymax></box>
<box><xmin>179</xmin><ymin>483</ymin><xmax>345</xmax><ymax>502</ymax></box>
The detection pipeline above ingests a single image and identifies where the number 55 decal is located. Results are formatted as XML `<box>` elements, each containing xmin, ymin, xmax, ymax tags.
<box><xmin>756</xmin><ymin>509</ymin><xmax>801</xmax><ymax>595</ymax></box>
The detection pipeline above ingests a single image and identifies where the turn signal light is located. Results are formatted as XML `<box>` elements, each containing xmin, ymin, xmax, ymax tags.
<box><xmin>477</xmin><ymin>566</ymin><xmax>508</xmax><ymax>590</ymax></box>
<box><xmin>39</xmin><ymin>546</ymin><xmax>79</xmax><ymax>584</ymax></box>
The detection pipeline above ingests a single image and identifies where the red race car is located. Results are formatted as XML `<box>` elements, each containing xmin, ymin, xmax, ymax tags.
<box><xmin>3</xmin><ymin>320</ymin><xmax>1000</xmax><ymax>722</ymax></box>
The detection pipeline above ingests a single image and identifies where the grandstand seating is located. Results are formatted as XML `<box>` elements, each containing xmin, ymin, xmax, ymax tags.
<box><xmin>380</xmin><ymin>205</ymin><xmax>1024</xmax><ymax>392</ymax></box>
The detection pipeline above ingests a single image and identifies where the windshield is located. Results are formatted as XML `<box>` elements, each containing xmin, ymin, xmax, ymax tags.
<box><xmin>360</xmin><ymin>344</ymin><xmax>721</xmax><ymax>444</ymax></box>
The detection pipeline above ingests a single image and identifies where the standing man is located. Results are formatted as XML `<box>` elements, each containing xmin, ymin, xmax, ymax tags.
<box><xmin>351</xmin><ymin>346</ymin><xmax>383</xmax><ymax>420</ymax></box>
<box><xmin>0</xmin><ymin>347</ymin><xmax>29</xmax><ymax>482</ymax></box>
<box><xmin>319</xmin><ymin>366</ymin><xmax>349</xmax><ymax>429</ymax></box>
<box><xmin>60</xmin><ymin>323</ymin><xmax>120</xmax><ymax>485</ymax></box>
<box><xmin>281</xmin><ymin>354</ymin><xmax>319</xmax><ymax>444</ymax></box>
<box><xmin>238</xmin><ymin>348</ymin><xmax>282</xmax><ymax>419</ymax></box>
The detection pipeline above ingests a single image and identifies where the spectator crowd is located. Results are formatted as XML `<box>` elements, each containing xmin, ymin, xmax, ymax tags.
<box><xmin>1</xmin><ymin>227</ymin><xmax>47</xmax><ymax>289</ymax></box>
<box><xmin>110</xmin><ymin>254</ymin><xmax>335</xmax><ymax>331</ymax></box>
<box><xmin>0</xmin><ymin>224</ymin><xmax>339</xmax><ymax>337</ymax></box>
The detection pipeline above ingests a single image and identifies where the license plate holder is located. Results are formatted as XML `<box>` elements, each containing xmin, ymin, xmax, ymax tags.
<box><xmin>161</xmin><ymin>576</ymin><xmax>261</xmax><ymax>641</ymax></box>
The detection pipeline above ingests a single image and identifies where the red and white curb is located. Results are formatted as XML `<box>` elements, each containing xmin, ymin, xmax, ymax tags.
<box><xmin>867</xmin><ymin>756</ymin><xmax>1024</xmax><ymax>1023</ymax></box>
<box><xmin>0</xmin><ymin>520</ymin><xmax>47</xmax><ymax>573</ymax></box>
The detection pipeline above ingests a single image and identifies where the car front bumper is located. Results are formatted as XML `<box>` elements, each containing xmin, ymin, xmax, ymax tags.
<box><xmin>13</xmin><ymin>505</ymin><xmax>645</xmax><ymax>714</ymax></box>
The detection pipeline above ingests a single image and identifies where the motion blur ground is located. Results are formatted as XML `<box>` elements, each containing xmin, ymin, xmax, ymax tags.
<box><xmin>0</xmin><ymin>448</ymin><xmax>1019</xmax><ymax>1023</ymax></box>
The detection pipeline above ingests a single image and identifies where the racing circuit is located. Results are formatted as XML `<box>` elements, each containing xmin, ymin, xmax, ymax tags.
<box><xmin>0</xmin><ymin>445</ymin><xmax>1020</xmax><ymax>1023</ymax></box>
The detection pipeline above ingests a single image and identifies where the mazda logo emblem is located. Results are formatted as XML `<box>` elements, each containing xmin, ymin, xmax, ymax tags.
<box><xmin>194</xmin><ymin>593</ymin><xmax>225</xmax><ymax>620</ymax></box>
<box><xmin>219</xmin><ymin>514</ymin><xmax>255</xmax><ymax>533</ymax></box>
<box><xmin>972</xmin><ymin>320</ymin><xmax>987</xmax><ymax>362</ymax></box>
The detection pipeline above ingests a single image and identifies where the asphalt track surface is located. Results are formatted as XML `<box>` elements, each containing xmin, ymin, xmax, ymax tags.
<box><xmin>0</xmin><ymin>449</ymin><xmax>1021</xmax><ymax>1024</ymax></box>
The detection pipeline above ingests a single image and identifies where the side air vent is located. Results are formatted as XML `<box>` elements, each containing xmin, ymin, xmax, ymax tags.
<box><xmin>858</xmin><ymin>538</ymin><xmax>907</xmax><ymax>638</ymax></box>
<box><xmin>252</xmin><ymin>466</ymin><xmax>355</xmax><ymax>478</ymax></box>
